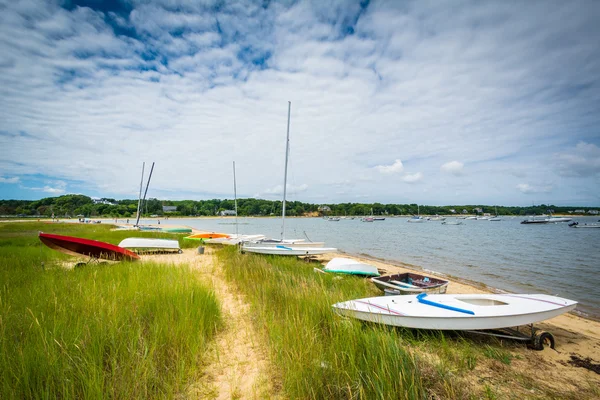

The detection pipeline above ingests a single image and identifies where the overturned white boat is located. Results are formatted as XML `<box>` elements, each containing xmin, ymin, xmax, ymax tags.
<box><xmin>322</xmin><ymin>257</ymin><xmax>380</xmax><ymax>277</ymax></box>
<box><xmin>241</xmin><ymin>244</ymin><xmax>337</xmax><ymax>256</ymax></box>
<box><xmin>332</xmin><ymin>293</ymin><xmax>577</xmax><ymax>330</ymax></box>
<box><xmin>118</xmin><ymin>238</ymin><xmax>181</xmax><ymax>253</ymax></box>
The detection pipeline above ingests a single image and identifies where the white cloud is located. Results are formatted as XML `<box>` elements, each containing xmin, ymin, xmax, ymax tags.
<box><xmin>0</xmin><ymin>1</ymin><xmax>599</xmax><ymax>206</ymax></box>
<box><xmin>402</xmin><ymin>172</ymin><xmax>423</xmax><ymax>183</ymax></box>
<box><xmin>375</xmin><ymin>159</ymin><xmax>404</xmax><ymax>174</ymax></box>
<box><xmin>555</xmin><ymin>142</ymin><xmax>600</xmax><ymax>177</ymax></box>
<box><xmin>42</xmin><ymin>185</ymin><xmax>66</xmax><ymax>194</ymax></box>
<box><xmin>516</xmin><ymin>183</ymin><xmax>552</xmax><ymax>194</ymax></box>
<box><xmin>263</xmin><ymin>183</ymin><xmax>309</xmax><ymax>196</ymax></box>
<box><xmin>440</xmin><ymin>161</ymin><xmax>464</xmax><ymax>176</ymax></box>
<box><xmin>0</xmin><ymin>176</ymin><xmax>20</xmax><ymax>184</ymax></box>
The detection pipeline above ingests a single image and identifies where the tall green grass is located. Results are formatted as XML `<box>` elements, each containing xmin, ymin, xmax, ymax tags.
<box><xmin>218</xmin><ymin>247</ymin><xmax>426</xmax><ymax>399</ymax></box>
<box><xmin>0</xmin><ymin>222</ymin><xmax>221</xmax><ymax>399</ymax></box>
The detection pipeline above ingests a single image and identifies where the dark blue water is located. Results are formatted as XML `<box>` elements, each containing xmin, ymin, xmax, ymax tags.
<box><xmin>137</xmin><ymin>216</ymin><xmax>600</xmax><ymax>318</ymax></box>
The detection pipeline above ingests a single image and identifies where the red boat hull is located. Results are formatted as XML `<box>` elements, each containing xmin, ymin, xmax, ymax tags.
<box><xmin>39</xmin><ymin>233</ymin><xmax>140</xmax><ymax>261</ymax></box>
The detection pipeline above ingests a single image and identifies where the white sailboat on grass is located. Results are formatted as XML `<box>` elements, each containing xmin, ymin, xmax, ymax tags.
<box><xmin>242</xmin><ymin>102</ymin><xmax>336</xmax><ymax>256</ymax></box>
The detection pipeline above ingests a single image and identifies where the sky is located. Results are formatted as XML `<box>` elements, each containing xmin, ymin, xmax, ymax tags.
<box><xmin>1</xmin><ymin>0</ymin><xmax>599</xmax><ymax>206</ymax></box>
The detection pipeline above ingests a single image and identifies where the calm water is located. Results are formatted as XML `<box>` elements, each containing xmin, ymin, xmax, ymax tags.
<box><xmin>138</xmin><ymin>216</ymin><xmax>600</xmax><ymax>318</ymax></box>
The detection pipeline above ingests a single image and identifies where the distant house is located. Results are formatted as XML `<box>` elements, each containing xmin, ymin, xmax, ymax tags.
<box><xmin>462</xmin><ymin>209</ymin><xmax>468</xmax><ymax>214</ymax></box>
<box><xmin>220</xmin><ymin>210</ymin><xmax>237</xmax><ymax>216</ymax></box>
<box><xmin>574</xmin><ymin>209</ymin><xmax>585</xmax><ymax>214</ymax></box>
<box><xmin>318</xmin><ymin>205</ymin><xmax>331</xmax><ymax>213</ymax></box>
<box><xmin>474</xmin><ymin>207</ymin><xmax>483</xmax><ymax>213</ymax></box>
<box><xmin>588</xmin><ymin>210</ymin><xmax>599</xmax><ymax>215</ymax></box>
<box><xmin>449</xmin><ymin>209</ymin><xmax>456</xmax><ymax>214</ymax></box>
<box><xmin>92</xmin><ymin>198</ymin><xmax>116</xmax><ymax>206</ymax></box>
<box><xmin>162</xmin><ymin>206</ymin><xmax>177</xmax><ymax>213</ymax></box>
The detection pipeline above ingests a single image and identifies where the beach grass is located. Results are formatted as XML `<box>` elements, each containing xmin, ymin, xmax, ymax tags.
<box><xmin>217</xmin><ymin>247</ymin><xmax>426</xmax><ymax>399</ymax></box>
<box><xmin>215</xmin><ymin>246</ymin><xmax>582</xmax><ymax>399</ymax></box>
<box><xmin>0</xmin><ymin>222</ymin><xmax>221</xmax><ymax>399</ymax></box>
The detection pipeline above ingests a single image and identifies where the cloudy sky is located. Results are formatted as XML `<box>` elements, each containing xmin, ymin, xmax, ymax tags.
<box><xmin>1</xmin><ymin>0</ymin><xmax>599</xmax><ymax>206</ymax></box>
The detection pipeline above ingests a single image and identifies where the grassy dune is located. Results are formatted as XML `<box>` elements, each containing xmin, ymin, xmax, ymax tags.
<box><xmin>217</xmin><ymin>247</ymin><xmax>428</xmax><ymax>399</ymax></box>
<box><xmin>0</xmin><ymin>222</ymin><xmax>221</xmax><ymax>399</ymax></box>
<box><xmin>216</xmin><ymin>247</ymin><xmax>594</xmax><ymax>400</ymax></box>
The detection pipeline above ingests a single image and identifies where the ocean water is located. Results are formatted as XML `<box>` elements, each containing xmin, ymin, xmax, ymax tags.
<box><xmin>138</xmin><ymin>216</ymin><xmax>600</xmax><ymax>318</ymax></box>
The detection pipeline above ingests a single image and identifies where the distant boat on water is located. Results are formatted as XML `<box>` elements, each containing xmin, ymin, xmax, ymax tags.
<box><xmin>569</xmin><ymin>221</ymin><xmax>600</xmax><ymax>229</ymax></box>
<box><xmin>521</xmin><ymin>215</ymin><xmax>551</xmax><ymax>224</ymax></box>
<box><xmin>407</xmin><ymin>205</ymin><xmax>426</xmax><ymax>223</ymax></box>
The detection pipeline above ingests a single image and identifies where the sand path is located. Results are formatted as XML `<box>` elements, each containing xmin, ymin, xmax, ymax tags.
<box><xmin>142</xmin><ymin>247</ymin><xmax>273</xmax><ymax>399</ymax></box>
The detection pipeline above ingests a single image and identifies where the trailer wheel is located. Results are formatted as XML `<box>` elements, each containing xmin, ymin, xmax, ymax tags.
<box><xmin>529</xmin><ymin>330</ymin><xmax>555</xmax><ymax>351</ymax></box>
<box><xmin>178</xmin><ymin>249</ymin><xmax>183</xmax><ymax>254</ymax></box>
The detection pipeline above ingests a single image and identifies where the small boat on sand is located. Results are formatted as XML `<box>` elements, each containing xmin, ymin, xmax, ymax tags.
<box><xmin>162</xmin><ymin>227</ymin><xmax>193</xmax><ymax>234</ymax></box>
<box><xmin>322</xmin><ymin>257</ymin><xmax>380</xmax><ymax>277</ymax></box>
<box><xmin>204</xmin><ymin>234</ymin><xmax>266</xmax><ymax>245</ymax></box>
<box><xmin>184</xmin><ymin>232</ymin><xmax>230</xmax><ymax>241</ymax></box>
<box><xmin>39</xmin><ymin>233</ymin><xmax>139</xmax><ymax>261</ymax></box>
<box><xmin>118</xmin><ymin>238</ymin><xmax>181</xmax><ymax>253</ymax></box>
<box><xmin>371</xmin><ymin>272</ymin><xmax>449</xmax><ymax>294</ymax></box>
<box><xmin>332</xmin><ymin>293</ymin><xmax>577</xmax><ymax>330</ymax></box>
<box><xmin>241</xmin><ymin>245</ymin><xmax>337</xmax><ymax>256</ymax></box>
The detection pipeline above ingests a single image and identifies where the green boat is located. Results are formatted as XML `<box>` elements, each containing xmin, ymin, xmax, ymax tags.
<box><xmin>161</xmin><ymin>228</ymin><xmax>192</xmax><ymax>234</ymax></box>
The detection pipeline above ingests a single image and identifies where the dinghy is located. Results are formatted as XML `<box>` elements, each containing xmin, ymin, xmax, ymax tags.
<box><xmin>39</xmin><ymin>233</ymin><xmax>140</xmax><ymax>261</ymax></box>
<box><xmin>184</xmin><ymin>232</ymin><xmax>230</xmax><ymax>241</ymax></box>
<box><xmin>371</xmin><ymin>272</ymin><xmax>448</xmax><ymax>294</ymax></box>
<box><xmin>569</xmin><ymin>222</ymin><xmax>600</xmax><ymax>229</ymax></box>
<box><xmin>322</xmin><ymin>257</ymin><xmax>380</xmax><ymax>277</ymax></box>
<box><xmin>242</xmin><ymin>245</ymin><xmax>338</xmax><ymax>256</ymax></box>
<box><xmin>243</xmin><ymin>239</ymin><xmax>325</xmax><ymax>248</ymax></box>
<box><xmin>118</xmin><ymin>238</ymin><xmax>181</xmax><ymax>253</ymax></box>
<box><xmin>332</xmin><ymin>293</ymin><xmax>577</xmax><ymax>330</ymax></box>
<box><xmin>161</xmin><ymin>227</ymin><xmax>192</xmax><ymax>233</ymax></box>
<box><xmin>204</xmin><ymin>234</ymin><xmax>266</xmax><ymax>245</ymax></box>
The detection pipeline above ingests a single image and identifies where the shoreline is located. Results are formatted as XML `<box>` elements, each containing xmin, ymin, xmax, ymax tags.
<box><xmin>20</xmin><ymin>218</ymin><xmax>600</xmax><ymax>322</ymax></box>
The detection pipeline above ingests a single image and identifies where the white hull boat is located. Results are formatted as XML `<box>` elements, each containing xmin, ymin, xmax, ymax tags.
<box><xmin>243</xmin><ymin>239</ymin><xmax>325</xmax><ymax>248</ymax></box>
<box><xmin>441</xmin><ymin>221</ymin><xmax>463</xmax><ymax>225</ymax></box>
<box><xmin>204</xmin><ymin>234</ymin><xmax>266</xmax><ymax>245</ymax></box>
<box><xmin>242</xmin><ymin>245</ymin><xmax>337</xmax><ymax>256</ymax></box>
<box><xmin>322</xmin><ymin>257</ymin><xmax>380</xmax><ymax>277</ymax></box>
<box><xmin>569</xmin><ymin>222</ymin><xmax>600</xmax><ymax>229</ymax></box>
<box><xmin>407</xmin><ymin>216</ymin><xmax>426</xmax><ymax>223</ymax></box>
<box><xmin>547</xmin><ymin>217</ymin><xmax>572</xmax><ymax>223</ymax></box>
<box><xmin>118</xmin><ymin>238</ymin><xmax>181</xmax><ymax>253</ymax></box>
<box><xmin>332</xmin><ymin>293</ymin><xmax>576</xmax><ymax>330</ymax></box>
<box><xmin>242</xmin><ymin>102</ymin><xmax>329</xmax><ymax>255</ymax></box>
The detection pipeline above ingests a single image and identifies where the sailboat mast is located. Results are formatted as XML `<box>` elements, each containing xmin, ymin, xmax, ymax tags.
<box><xmin>233</xmin><ymin>161</ymin><xmax>238</xmax><ymax>236</ymax></box>
<box><xmin>135</xmin><ymin>162</ymin><xmax>145</xmax><ymax>226</ymax></box>
<box><xmin>135</xmin><ymin>162</ymin><xmax>154</xmax><ymax>227</ymax></box>
<box><xmin>281</xmin><ymin>101</ymin><xmax>291</xmax><ymax>241</ymax></box>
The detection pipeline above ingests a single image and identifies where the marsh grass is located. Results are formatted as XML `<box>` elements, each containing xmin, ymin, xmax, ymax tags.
<box><xmin>0</xmin><ymin>222</ymin><xmax>221</xmax><ymax>399</ymax></box>
<box><xmin>218</xmin><ymin>247</ymin><xmax>425</xmax><ymax>399</ymax></box>
<box><xmin>217</xmin><ymin>246</ymin><xmax>565</xmax><ymax>399</ymax></box>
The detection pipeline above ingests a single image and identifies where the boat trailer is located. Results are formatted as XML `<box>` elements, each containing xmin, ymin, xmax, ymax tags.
<box><xmin>466</xmin><ymin>324</ymin><xmax>555</xmax><ymax>351</ymax></box>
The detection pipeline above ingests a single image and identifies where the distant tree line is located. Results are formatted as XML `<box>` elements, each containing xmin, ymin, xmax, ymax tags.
<box><xmin>0</xmin><ymin>195</ymin><xmax>596</xmax><ymax>218</ymax></box>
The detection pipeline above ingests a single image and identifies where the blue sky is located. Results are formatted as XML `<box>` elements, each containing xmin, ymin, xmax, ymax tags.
<box><xmin>1</xmin><ymin>0</ymin><xmax>599</xmax><ymax>206</ymax></box>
